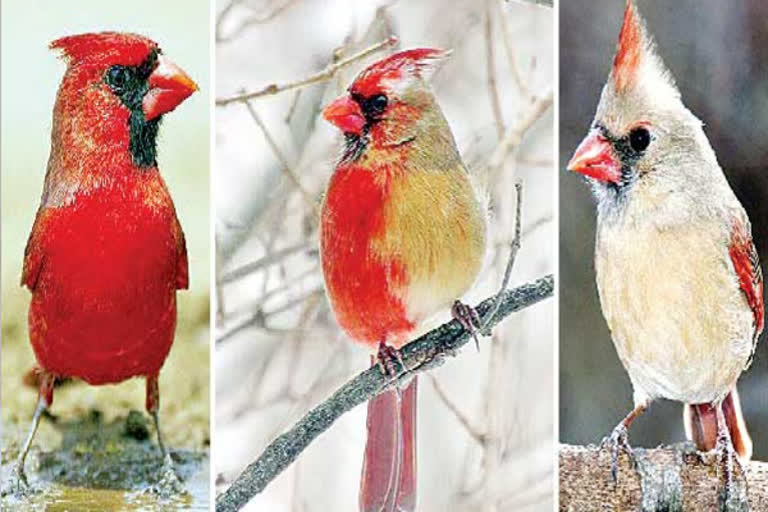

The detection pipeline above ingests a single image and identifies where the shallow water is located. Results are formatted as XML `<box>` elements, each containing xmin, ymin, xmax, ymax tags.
<box><xmin>1</xmin><ymin>295</ymin><xmax>211</xmax><ymax>511</ymax></box>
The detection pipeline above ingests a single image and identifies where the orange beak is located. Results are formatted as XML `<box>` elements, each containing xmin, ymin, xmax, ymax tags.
<box><xmin>142</xmin><ymin>54</ymin><xmax>199</xmax><ymax>121</ymax></box>
<box><xmin>323</xmin><ymin>96</ymin><xmax>366</xmax><ymax>135</ymax></box>
<box><xmin>567</xmin><ymin>130</ymin><xmax>621</xmax><ymax>183</ymax></box>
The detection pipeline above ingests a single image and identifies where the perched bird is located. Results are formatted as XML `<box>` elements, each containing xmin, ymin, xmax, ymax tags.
<box><xmin>10</xmin><ymin>32</ymin><xmax>198</xmax><ymax>490</ymax></box>
<box><xmin>568</xmin><ymin>0</ymin><xmax>762</xmax><ymax>492</ymax></box>
<box><xmin>321</xmin><ymin>48</ymin><xmax>486</xmax><ymax>511</ymax></box>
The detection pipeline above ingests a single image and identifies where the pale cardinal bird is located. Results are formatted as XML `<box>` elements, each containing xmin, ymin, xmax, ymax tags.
<box><xmin>568</xmin><ymin>0</ymin><xmax>763</xmax><ymax>483</ymax></box>
<box><xmin>321</xmin><ymin>49</ymin><xmax>486</xmax><ymax>511</ymax></box>
<box><xmin>10</xmin><ymin>33</ymin><xmax>197</xmax><ymax>491</ymax></box>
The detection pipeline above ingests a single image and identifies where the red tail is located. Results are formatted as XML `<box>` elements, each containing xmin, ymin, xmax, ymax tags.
<box><xmin>684</xmin><ymin>388</ymin><xmax>752</xmax><ymax>461</ymax></box>
<box><xmin>359</xmin><ymin>377</ymin><xmax>418</xmax><ymax>512</ymax></box>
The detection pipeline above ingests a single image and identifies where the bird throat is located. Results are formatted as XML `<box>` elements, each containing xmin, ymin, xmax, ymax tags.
<box><xmin>341</xmin><ymin>130</ymin><xmax>369</xmax><ymax>164</ymax></box>
<box><xmin>128</xmin><ymin>108</ymin><xmax>161</xmax><ymax>168</ymax></box>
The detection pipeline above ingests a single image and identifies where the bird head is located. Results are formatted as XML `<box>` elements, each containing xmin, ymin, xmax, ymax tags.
<box><xmin>323</xmin><ymin>47</ymin><xmax>452</xmax><ymax>163</ymax></box>
<box><xmin>50</xmin><ymin>32</ymin><xmax>198</xmax><ymax>168</ymax></box>
<box><xmin>568</xmin><ymin>1</ymin><xmax>715</xmax><ymax>206</ymax></box>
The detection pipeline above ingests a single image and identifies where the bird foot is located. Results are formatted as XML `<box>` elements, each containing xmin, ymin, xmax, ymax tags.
<box><xmin>376</xmin><ymin>343</ymin><xmax>404</xmax><ymax>378</ymax></box>
<box><xmin>601</xmin><ymin>422</ymin><xmax>634</xmax><ymax>483</ymax></box>
<box><xmin>144</xmin><ymin>453</ymin><xmax>185</xmax><ymax>497</ymax></box>
<box><xmin>1</xmin><ymin>463</ymin><xmax>36</xmax><ymax>498</ymax></box>
<box><xmin>451</xmin><ymin>300</ymin><xmax>482</xmax><ymax>350</ymax></box>
<box><xmin>716</xmin><ymin>432</ymin><xmax>749</xmax><ymax>510</ymax></box>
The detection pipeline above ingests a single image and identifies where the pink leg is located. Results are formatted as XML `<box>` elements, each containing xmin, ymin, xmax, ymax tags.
<box><xmin>7</xmin><ymin>371</ymin><xmax>56</xmax><ymax>492</ymax></box>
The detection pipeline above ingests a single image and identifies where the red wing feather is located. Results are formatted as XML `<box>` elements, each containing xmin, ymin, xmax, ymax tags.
<box><xmin>21</xmin><ymin>209</ymin><xmax>53</xmax><ymax>291</ymax></box>
<box><xmin>729</xmin><ymin>218</ymin><xmax>764</xmax><ymax>341</ymax></box>
<box><xmin>173</xmin><ymin>217</ymin><xmax>189</xmax><ymax>290</ymax></box>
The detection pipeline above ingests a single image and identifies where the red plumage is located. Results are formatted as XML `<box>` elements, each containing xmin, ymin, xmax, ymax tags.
<box><xmin>23</xmin><ymin>32</ymin><xmax>192</xmax><ymax>393</ymax></box>
<box><xmin>321</xmin><ymin>47</ymin><xmax>486</xmax><ymax>512</ymax></box>
<box><xmin>10</xmin><ymin>32</ymin><xmax>197</xmax><ymax>490</ymax></box>
<box><xmin>321</xmin><ymin>162</ymin><xmax>413</xmax><ymax>347</ymax></box>
<box><xmin>729</xmin><ymin>218</ymin><xmax>764</xmax><ymax>340</ymax></box>
<box><xmin>24</xmin><ymin>175</ymin><xmax>187</xmax><ymax>389</ymax></box>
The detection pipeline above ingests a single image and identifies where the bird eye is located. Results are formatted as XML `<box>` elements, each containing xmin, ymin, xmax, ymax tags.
<box><xmin>629</xmin><ymin>126</ymin><xmax>651</xmax><ymax>152</ymax></box>
<box><xmin>363</xmin><ymin>94</ymin><xmax>388</xmax><ymax>116</ymax></box>
<box><xmin>106</xmin><ymin>66</ymin><xmax>128</xmax><ymax>90</ymax></box>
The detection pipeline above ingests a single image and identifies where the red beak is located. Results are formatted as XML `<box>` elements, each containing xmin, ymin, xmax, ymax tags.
<box><xmin>567</xmin><ymin>130</ymin><xmax>621</xmax><ymax>183</ymax></box>
<box><xmin>322</xmin><ymin>96</ymin><xmax>365</xmax><ymax>135</ymax></box>
<box><xmin>142</xmin><ymin>54</ymin><xmax>198</xmax><ymax>121</ymax></box>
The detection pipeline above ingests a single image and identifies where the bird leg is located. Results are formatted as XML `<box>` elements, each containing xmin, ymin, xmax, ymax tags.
<box><xmin>376</xmin><ymin>342</ymin><xmax>404</xmax><ymax>378</ymax></box>
<box><xmin>2</xmin><ymin>372</ymin><xmax>55</xmax><ymax>496</ymax></box>
<box><xmin>715</xmin><ymin>401</ymin><xmax>748</xmax><ymax>510</ymax></box>
<box><xmin>145</xmin><ymin>375</ymin><xmax>184</xmax><ymax>495</ymax></box>
<box><xmin>451</xmin><ymin>300</ymin><xmax>482</xmax><ymax>351</ymax></box>
<box><xmin>603</xmin><ymin>399</ymin><xmax>649</xmax><ymax>482</ymax></box>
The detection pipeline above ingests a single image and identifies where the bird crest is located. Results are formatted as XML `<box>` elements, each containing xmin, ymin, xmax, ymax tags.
<box><xmin>609</xmin><ymin>0</ymin><xmax>676</xmax><ymax>99</ymax></box>
<box><xmin>50</xmin><ymin>32</ymin><xmax>157</xmax><ymax>68</ymax></box>
<box><xmin>350</xmin><ymin>48</ymin><xmax>450</xmax><ymax>98</ymax></box>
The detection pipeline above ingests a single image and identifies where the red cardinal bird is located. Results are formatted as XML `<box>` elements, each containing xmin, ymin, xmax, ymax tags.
<box><xmin>10</xmin><ymin>32</ymin><xmax>197</xmax><ymax>490</ymax></box>
<box><xmin>568</xmin><ymin>0</ymin><xmax>762</xmax><ymax>497</ymax></box>
<box><xmin>321</xmin><ymin>49</ymin><xmax>486</xmax><ymax>511</ymax></box>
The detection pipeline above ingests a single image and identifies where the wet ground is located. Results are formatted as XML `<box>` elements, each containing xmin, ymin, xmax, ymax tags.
<box><xmin>1</xmin><ymin>294</ymin><xmax>210</xmax><ymax>511</ymax></box>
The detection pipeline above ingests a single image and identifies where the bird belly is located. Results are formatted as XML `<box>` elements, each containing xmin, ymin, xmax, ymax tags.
<box><xmin>28</xmin><ymin>187</ymin><xmax>179</xmax><ymax>384</ymax></box>
<box><xmin>321</xmin><ymin>164</ymin><xmax>486</xmax><ymax>348</ymax></box>
<box><xmin>595</xmin><ymin>222</ymin><xmax>752</xmax><ymax>404</ymax></box>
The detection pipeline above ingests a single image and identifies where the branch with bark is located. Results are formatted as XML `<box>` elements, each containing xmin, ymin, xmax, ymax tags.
<box><xmin>559</xmin><ymin>443</ymin><xmax>768</xmax><ymax>511</ymax></box>
<box><xmin>216</xmin><ymin>36</ymin><xmax>398</xmax><ymax>106</ymax></box>
<box><xmin>216</xmin><ymin>275</ymin><xmax>554</xmax><ymax>512</ymax></box>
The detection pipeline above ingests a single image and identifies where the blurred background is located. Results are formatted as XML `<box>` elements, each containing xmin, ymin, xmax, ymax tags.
<box><xmin>0</xmin><ymin>0</ymin><xmax>210</xmax><ymax>509</ymax></box>
<box><xmin>560</xmin><ymin>0</ymin><xmax>768</xmax><ymax>459</ymax></box>
<box><xmin>215</xmin><ymin>0</ymin><xmax>554</xmax><ymax>510</ymax></box>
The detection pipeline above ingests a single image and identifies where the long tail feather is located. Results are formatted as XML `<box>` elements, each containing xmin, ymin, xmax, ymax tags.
<box><xmin>360</xmin><ymin>377</ymin><xmax>418</xmax><ymax>512</ymax></box>
<box><xmin>684</xmin><ymin>388</ymin><xmax>752</xmax><ymax>461</ymax></box>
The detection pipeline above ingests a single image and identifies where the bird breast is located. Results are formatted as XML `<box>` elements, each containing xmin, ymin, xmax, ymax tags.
<box><xmin>321</xmin><ymin>161</ymin><xmax>486</xmax><ymax>347</ymax></box>
<box><xmin>595</xmin><ymin>218</ymin><xmax>753</xmax><ymax>404</ymax></box>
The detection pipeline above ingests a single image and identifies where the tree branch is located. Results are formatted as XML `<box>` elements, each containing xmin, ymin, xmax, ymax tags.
<box><xmin>216</xmin><ymin>275</ymin><xmax>554</xmax><ymax>512</ymax></box>
<box><xmin>559</xmin><ymin>443</ymin><xmax>768</xmax><ymax>511</ymax></box>
<box><xmin>216</xmin><ymin>36</ymin><xmax>398</xmax><ymax>106</ymax></box>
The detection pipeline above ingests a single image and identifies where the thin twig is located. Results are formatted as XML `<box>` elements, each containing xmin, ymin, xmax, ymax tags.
<box><xmin>215</xmin><ymin>0</ymin><xmax>242</xmax><ymax>43</ymax></box>
<box><xmin>484</xmin><ymin>0</ymin><xmax>505</xmax><ymax>140</ymax></box>
<box><xmin>481</xmin><ymin>181</ymin><xmax>523</xmax><ymax>334</ymax></box>
<box><xmin>215</xmin><ymin>275</ymin><xmax>554</xmax><ymax>512</ymax></box>
<box><xmin>221</xmin><ymin>264</ymin><xmax>319</xmax><ymax>322</ymax></box>
<box><xmin>428</xmin><ymin>374</ymin><xmax>486</xmax><ymax>444</ymax></box>
<box><xmin>220</xmin><ymin>242</ymin><xmax>310</xmax><ymax>285</ymax></box>
<box><xmin>217</xmin><ymin>0</ymin><xmax>299</xmax><ymax>43</ymax></box>
<box><xmin>494</xmin><ymin>0</ymin><xmax>529</xmax><ymax>97</ymax></box>
<box><xmin>242</xmin><ymin>101</ymin><xmax>318</xmax><ymax>215</ymax></box>
<box><xmin>216</xmin><ymin>287</ymin><xmax>324</xmax><ymax>344</ymax></box>
<box><xmin>216</xmin><ymin>36</ymin><xmax>398</xmax><ymax>105</ymax></box>
<box><xmin>487</xmin><ymin>90</ymin><xmax>553</xmax><ymax>177</ymax></box>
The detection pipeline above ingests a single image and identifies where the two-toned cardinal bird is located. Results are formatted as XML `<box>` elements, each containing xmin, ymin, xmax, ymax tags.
<box><xmin>9</xmin><ymin>32</ymin><xmax>197</xmax><ymax>491</ymax></box>
<box><xmin>568</xmin><ymin>0</ymin><xmax>763</xmax><ymax>497</ymax></box>
<box><xmin>320</xmin><ymin>48</ymin><xmax>486</xmax><ymax>511</ymax></box>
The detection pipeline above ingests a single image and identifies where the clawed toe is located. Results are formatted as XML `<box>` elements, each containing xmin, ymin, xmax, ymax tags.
<box><xmin>602</xmin><ymin>424</ymin><xmax>632</xmax><ymax>483</ymax></box>
<box><xmin>145</xmin><ymin>453</ymin><xmax>184</xmax><ymax>497</ymax></box>
<box><xmin>715</xmin><ymin>436</ymin><xmax>748</xmax><ymax>510</ymax></box>
<box><xmin>376</xmin><ymin>343</ymin><xmax>404</xmax><ymax>378</ymax></box>
<box><xmin>1</xmin><ymin>465</ymin><xmax>30</xmax><ymax>498</ymax></box>
<box><xmin>451</xmin><ymin>300</ymin><xmax>482</xmax><ymax>350</ymax></box>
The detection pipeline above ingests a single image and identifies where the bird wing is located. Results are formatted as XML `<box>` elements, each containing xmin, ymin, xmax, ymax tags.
<box><xmin>729</xmin><ymin>216</ymin><xmax>764</xmax><ymax>356</ymax></box>
<box><xmin>172</xmin><ymin>215</ymin><xmax>189</xmax><ymax>290</ymax></box>
<box><xmin>21</xmin><ymin>208</ymin><xmax>54</xmax><ymax>291</ymax></box>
